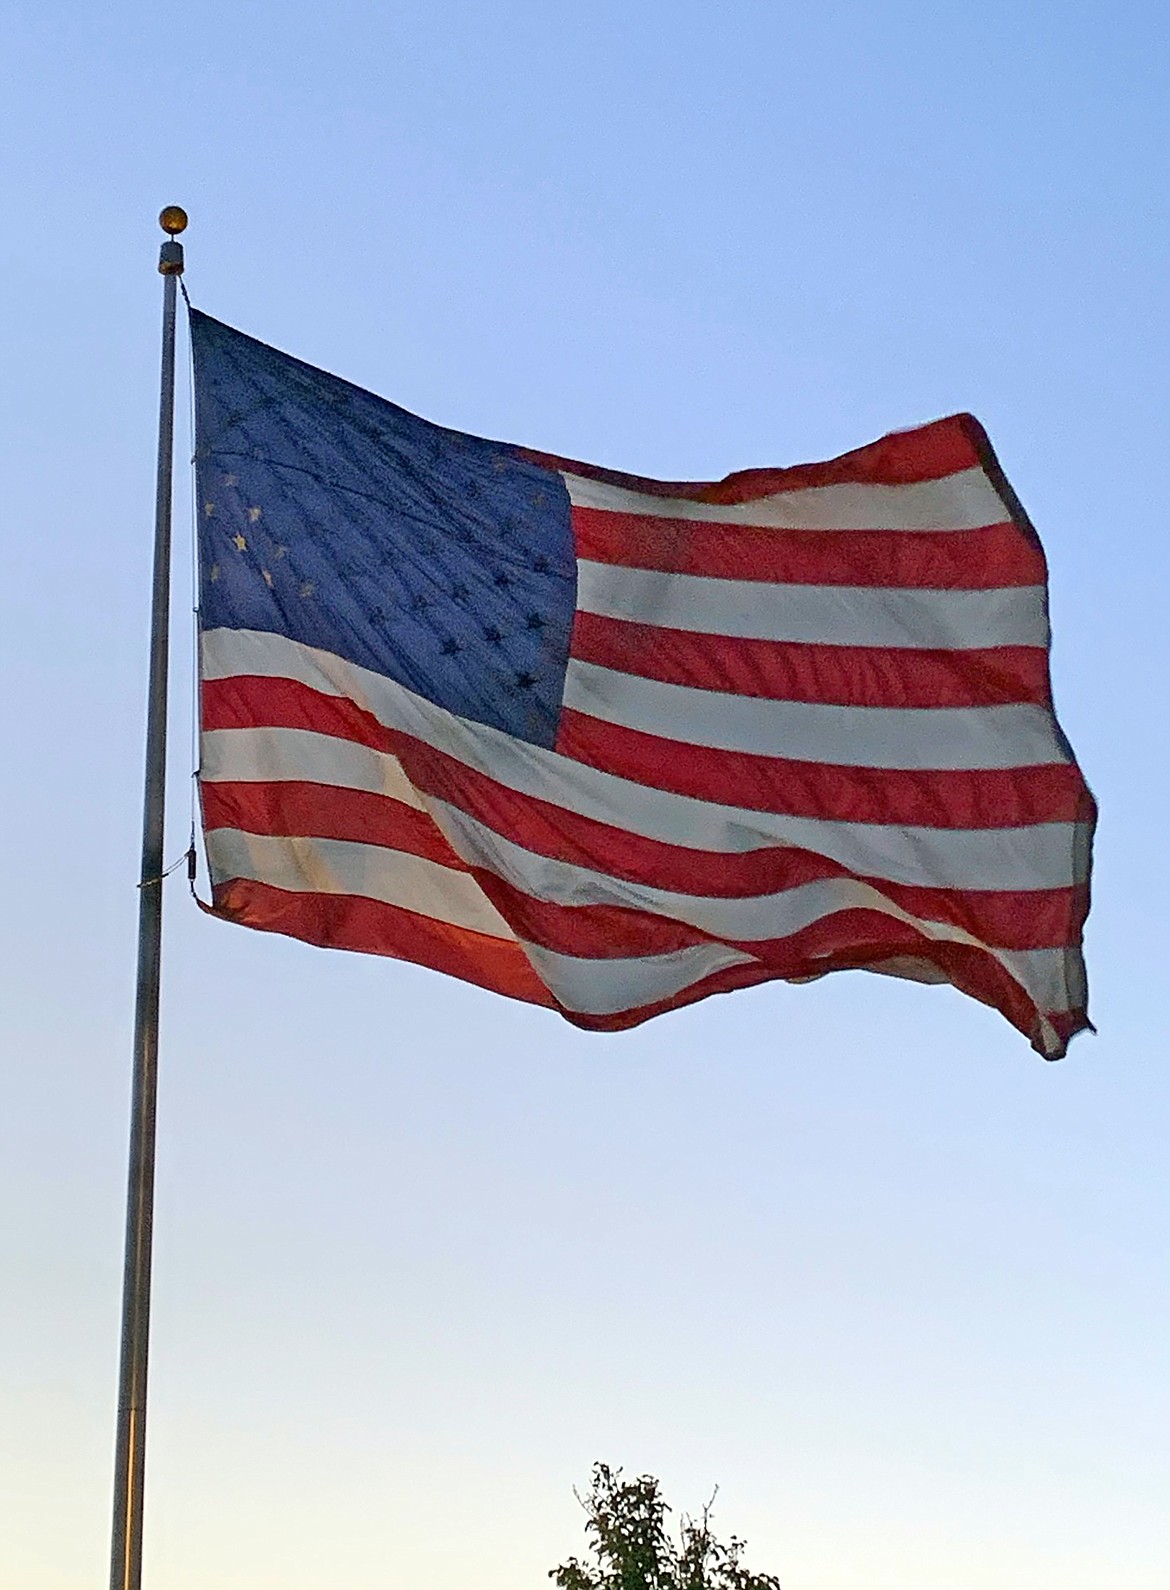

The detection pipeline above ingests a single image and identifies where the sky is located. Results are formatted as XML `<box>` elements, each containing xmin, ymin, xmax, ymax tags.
<box><xmin>1</xmin><ymin>2</ymin><xmax>1168</xmax><ymax>1587</ymax></box>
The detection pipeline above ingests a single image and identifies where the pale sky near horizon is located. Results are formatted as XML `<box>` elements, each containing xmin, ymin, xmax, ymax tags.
<box><xmin>1</xmin><ymin>3</ymin><xmax>1168</xmax><ymax>1587</ymax></box>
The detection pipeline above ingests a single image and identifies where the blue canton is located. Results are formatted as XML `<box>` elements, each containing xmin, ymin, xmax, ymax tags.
<box><xmin>191</xmin><ymin>310</ymin><xmax>577</xmax><ymax>749</ymax></box>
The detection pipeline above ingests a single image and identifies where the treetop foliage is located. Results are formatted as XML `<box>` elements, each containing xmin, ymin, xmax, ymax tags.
<box><xmin>550</xmin><ymin>1464</ymin><xmax>782</xmax><ymax>1590</ymax></box>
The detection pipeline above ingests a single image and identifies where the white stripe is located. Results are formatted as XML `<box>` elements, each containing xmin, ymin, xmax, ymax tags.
<box><xmin>206</xmin><ymin>810</ymin><xmax>1080</xmax><ymax>1018</ymax></box>
<box><xmin>207</xmin><ymin>819</ymin><xmax>758</xmax><ymax>1017</ymax></box>
<box><xmin>563</xmin><ymin>465</ymin><xmax>1006</xmax><ymax>532</ymax></box>
<box><xmin>201</xmin><ymin>630</ymin><xmax>1087</xmax><ymax>891</ymax></box>
<box><xmin>422</xmin><ymin>797</ymin><xmax>1079</xmax><ymax>1012</ymax></box>
<box><xmin>201</xmin><ymin>726</ymin><xmax>428</xmax><ymax>810</ymax></box>
<box><xmin>575</xmin><ymin>562</ymin><xmax>1049</xmax><ymax>650</ymax></box>
<box><xmin>203</xmin><ymin>721</ymin><xmax>1082</xmax><ymax>900</ymax></box>
<box><xmin>862</xmin><ymin>954</ymin><xmax>1079</xmax><ymax>1030</ymax></box>
<box><xmin>431</xmin><ymin>795</ymin><xmax>957</xmax><ymax>940</ymax></box>
<box><xmin>999</xmin><ymin>946</ymin><xmax>1086</xmax><ymax>1015</ymax></box>
<box><xmin>563</xmin><ymin>660</ymin><xmax>1066</xmax><ymax>771</ymax></box>
<box><xmin>205</xmin><ymin>828</ymin><xmax>517</xmax><ymax>941</ymax></box>
<box><xmin>520</xmin><ymin>939</ymin><xmax>757</xmax><ymax>1016</ymax></box>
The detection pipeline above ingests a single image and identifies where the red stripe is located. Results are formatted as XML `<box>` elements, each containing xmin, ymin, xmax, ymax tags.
<box><xmin>490</xmin><ymin>887</ymin><xmax>1073</xmax><ymax>1053</ymax></box>
<box><xmin>520</xmin><ymin>906</ymin><xmax>1076</xmax><ymax>1056</ymax></box>
<box><xmin>207</xmin><ymin>877</ymin><xmax>554</xmax><ymax>1007</ymax></box>
<box><xmin>204</xmin><ymin>847</ymin><xmax>1076</xmax><ymax>1054</ymax></box>
<box><xmin>519</xmin><ymin>413</ymin><xmax>985</xmax><ymax>500</ymax></box>
<box><xmin>200</xmin><ymin>778</ymin><xmax>465</xmax><ymax>870</ymax></box>
<box><xmin>203</xmin><ymin>673</ymin><xmax>398</xmax><ymax>752</ymax></box>
<box><xmin>572</xmin><ymin>510</ymin><xmax>1041</xmax><ymax>589</ymax></box>
<box><xmin>201</xmin><ymin>676</ymin><xmax>1087</xmax><ymax>950</ymax></box>
<box><xmin>205</xmin><ymin>780</ymin><xmax>810</xmax><ymax>961</ymax></box>
<box><xmin>204</xmin><ymin>673</ymin><xmax>1081</xmax><ymax>831</ymax></box>
<box><xmin>570</xmin><ymin>612</ymin><xmax>1051</xmax><ymax>709</ymax></box>
<box><xmin>556</xmin><ymin>708</ymin><xmax>1084</xmax><ymax>830</ymax></box>
<box><xmin>460</xmin><ymin>871</ymin><xmax>1043</xmax><ymax>1003</ymax></box>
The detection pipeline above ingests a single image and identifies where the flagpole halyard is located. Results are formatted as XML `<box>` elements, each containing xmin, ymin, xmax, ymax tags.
<box><xmin>109</xmin><ymin>205</ymin><xmax>186</xmax><ymax>1590</ymax></box>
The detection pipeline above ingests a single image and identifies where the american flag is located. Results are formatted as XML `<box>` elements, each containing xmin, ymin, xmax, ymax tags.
<box><xmin>191</xmin><ymin>310</ymin><xmax>1094</xmax><ymax>1059</ymax></box>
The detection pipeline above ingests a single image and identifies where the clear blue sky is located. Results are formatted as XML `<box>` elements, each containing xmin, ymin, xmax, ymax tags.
<box><xmin>1</xmin><ymin>3</ymin><xmax>1167</xmax><ymax>1586</ymax></box>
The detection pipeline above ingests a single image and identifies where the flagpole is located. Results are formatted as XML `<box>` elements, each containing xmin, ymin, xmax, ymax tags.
<box><xmin>109</xmin><ymin>205</ymin><xmax>187</xmax><ymax>1590</ymax></box>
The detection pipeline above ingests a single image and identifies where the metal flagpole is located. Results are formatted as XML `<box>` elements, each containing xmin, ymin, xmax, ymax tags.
<box><xmin>109</xmin><ymin>205</ymin><xmax>188</xmax><ymax>1590</ymax></box>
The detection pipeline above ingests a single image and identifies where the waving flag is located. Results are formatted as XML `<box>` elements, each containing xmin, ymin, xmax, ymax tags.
<box><xmin>191</xmin><ymin>310</ymin><xmax>1094</xmax><ymax>1058</ymax></box>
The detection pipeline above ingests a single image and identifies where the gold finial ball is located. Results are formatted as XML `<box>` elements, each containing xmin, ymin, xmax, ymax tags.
<box><xmin>159</xmin><ymin>205</ymin><xmax>188</xmax><ymax>235</ymax></box>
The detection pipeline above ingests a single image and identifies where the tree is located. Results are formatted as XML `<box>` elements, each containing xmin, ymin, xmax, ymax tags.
<box><xmin>550</xmin><ymin>1464</ymin><xmax>782</xmax><ymax>1590</ymax></box>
